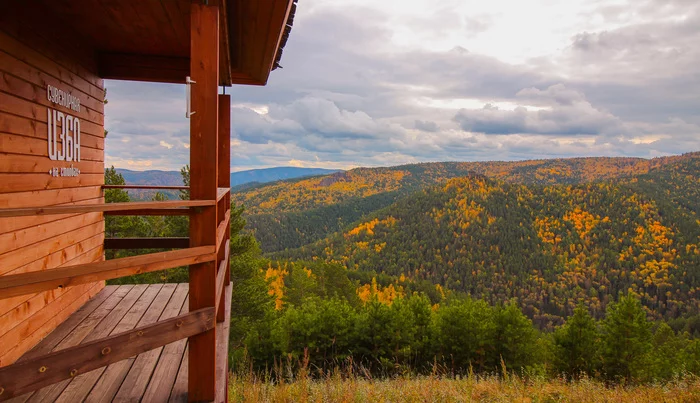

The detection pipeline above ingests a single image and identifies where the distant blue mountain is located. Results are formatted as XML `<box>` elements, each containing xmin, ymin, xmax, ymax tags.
<box><xmin>116</xmin><ymin>169</ymin><xmax>183</xmax><ymax>187</ymax></box>
<box><xmin>230</xmin><ymin>167</ymin><xmax>340</xmax><ymax>186</ymax></box>
<box><xmin>114</xmin><ymin>167</ymin><xmax>341</xmax><ymax>198</ymax></box>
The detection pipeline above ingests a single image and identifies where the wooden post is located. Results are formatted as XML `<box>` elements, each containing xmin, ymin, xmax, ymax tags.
<box><xmin>188</xmin><ymin>2</ymin><xmax>219</xmax><ymax>402</ymax></box>
<box><xmin>217</xmin><ymin>94</ymin><xmax>231</xmax><ymax>324</ymax></box>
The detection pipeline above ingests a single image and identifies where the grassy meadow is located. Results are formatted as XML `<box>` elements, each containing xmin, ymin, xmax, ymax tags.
<box><xmin>228</xmin><ymin>371</ymin><xmax>700</xmax><ymax>403</ymax></box>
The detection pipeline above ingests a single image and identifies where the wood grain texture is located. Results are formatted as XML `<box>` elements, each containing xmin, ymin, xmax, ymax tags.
<box><xmin>1</xmin><ymin>3</ymin><xmax>106</xmax><ymax>363</ymax></box>
<box><xmin>0</xmin><ymin>200</ymin><xmax>214</xmax><ymax>218</ymax></box>
<box><xmin>0</xmin><ymin>245</ymin><xmax>103</xmax><ymax>338</ymax></box>
<box><xmin>0</xmin><ymin>283</ymin><xmax>100</xmax><ymax>366</ymax></box>
<box><xmin>6</xmin><ymin>285</ymin><xmax>121</xmax><ymax>403</ymax></box>
<box><xmin>0</xmin><ymin>246</ymin><xmax>216</xmax><ymax>299</ymax></box>
<box><xmin>81</xmin><ymin>283</ymin><xmax>178</xmax><ymax>402</ymax></box>
<box><xmin>142</xmin><ymin>290</ymin><xmax>189</xmax><ymax>402</ymax></box>
<box><xmin>104</xmin><ymin>237</ymin><xmax>190</xmax><ymax>250</ymax></box>
<box><xmin>188</xmin><ymin>2</ymin><xmax>220</xmax><ymax>401</ymax></box>
<box><xmin>20</xmin><ymin>285</ymin><xmax>141</xmax><ymax>403</ymax></box>
<box><xmin>51</xmin><ymin>284</ymin><xmax>163</xmax><ymax>403</ymax></box>
<box><xmin>108</xmin><ymin>284</ymin><xmax>188</xmax><ymax>401</ymax></box>
<box><xmin>215</xmin><ymin>283</ymin><xmax>232</xmax><ymax>403</ymax></box>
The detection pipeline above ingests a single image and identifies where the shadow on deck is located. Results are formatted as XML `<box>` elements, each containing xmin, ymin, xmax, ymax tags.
<box><xmin>8</xmin><ymin>283</ymin><xmax>231</xmax><ymax>403</ymax></box>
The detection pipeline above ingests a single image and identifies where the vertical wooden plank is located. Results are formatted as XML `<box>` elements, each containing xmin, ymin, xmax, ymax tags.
<box><xmin>189</xmin><ymin>1</ymin><xmax>219</xmax><ymax>402</ymax></box>
<box><xmin>217</xmin><ymin>94</ymin><xmax>231</xmax><ymax>190</ymax></box>
<box><xmin>217</xmin><ymin>93</ymin><xmax>231</xmax><ymax>324</ymax></box>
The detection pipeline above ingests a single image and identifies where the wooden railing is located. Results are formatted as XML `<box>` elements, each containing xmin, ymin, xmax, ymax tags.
<box><xmin>103</xmin><ymin>184</ymin><xmax>190</xmax><ymax>190</ymax></box>
<box><xmin>0</xmin><ymin>308</ymin><xmax>215</xmax><ymax>398</ymax></box>
<box><xmin>0</xmin><ymin>200</ymin><xmax>214</xmax><ymax>218</ymax></box>
<box><xmin>0</xmin><ymin>246</ymin><xmax>217</xmax><ymax>299</ymax></box>
<box><xmin>0</xmin><ymin>3</ymin><xmax>234</xmax><ymax>399</ymax></box>
<box><xmin>0</xmin><ymin>184</ymin><xmax>232</xmax><ymax>400</ymax></box>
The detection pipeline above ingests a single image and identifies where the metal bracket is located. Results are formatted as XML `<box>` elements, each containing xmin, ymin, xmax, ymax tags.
<box><xmin>185</xmin><ymin>76</ymin><xmax>196</xmax><ymax>118</ymax></box>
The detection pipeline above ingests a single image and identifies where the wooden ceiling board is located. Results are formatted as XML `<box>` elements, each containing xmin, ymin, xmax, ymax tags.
<box><xmin>1</xmin><ymin>0</ymin><xmax>294</xmax><ymax>85</ymax></box>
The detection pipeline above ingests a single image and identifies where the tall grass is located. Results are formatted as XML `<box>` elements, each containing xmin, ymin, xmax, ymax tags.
<box><xmin>228</xmin><ymin>353</ymin><xmax>700</xmax><ymax>402</ymax></box>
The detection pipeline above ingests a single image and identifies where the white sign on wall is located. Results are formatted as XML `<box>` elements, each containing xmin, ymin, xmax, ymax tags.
<box><xmin>46</xmin><ymin>84</ymin><xmax>82</xmax><ymax>176</ymax></box>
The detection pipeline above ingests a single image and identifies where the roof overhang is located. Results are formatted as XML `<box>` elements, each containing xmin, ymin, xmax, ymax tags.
<box><xmin>4</xmin><ymin>0</ymin><xmax>296</xmax><ymax>86</ymax></box>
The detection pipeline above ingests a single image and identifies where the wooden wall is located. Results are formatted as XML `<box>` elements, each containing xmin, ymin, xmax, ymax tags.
<box><xmin>0</xmin><ymin>11</ymin><xmax>105</xmax><ymax>365</ymax></box>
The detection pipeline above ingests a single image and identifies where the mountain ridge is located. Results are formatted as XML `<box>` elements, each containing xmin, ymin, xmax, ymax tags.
<box><xmin>233</xmin><ymin>152</ymin><xmax>700</xmax><ymax>253</ymax></box>
<box><xmin>114</xmin><ymin>166</ymin><xmax>341</xmax><ymax>199</ymax></box>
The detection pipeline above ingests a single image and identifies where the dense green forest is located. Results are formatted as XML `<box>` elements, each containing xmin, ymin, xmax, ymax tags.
<box><xmin>267</xmin><ymin>155</ymin><xmax>700</xmax><ymax>328</ymax></box>
<box><xmin>233</xmin><ymin>259</ymin><xmax>700</xmax><ymax>383</ymax></box>
<box><xmin>106</xmin><ymin>152</ymin><xmax>700</xmax><ymax>384</ymax></box>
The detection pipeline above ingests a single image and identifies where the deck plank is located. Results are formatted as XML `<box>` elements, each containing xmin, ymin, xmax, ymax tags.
<box><xmin>84</xmin><ymin>283</ymin><xmax>177</xmax><ymax>402</ymax></box>
<box><xmin>24</xmin><ymin>284</ymin><xmax>140</xmax><ymax>403</ymax></box>
<box><xmin>169</xmin><ymin>344</ymin><xmax>189</xmax><ymax>403</ymax></box>
<box><xmin>4</xmin><ymin>285</ymin><xmax>119</xmax><ymax>403</ymax></box>
<box><xmin>143</xmin><ymin>293</ymin><xmax>190</xmax><ymax>403</ymax></box>
<box><xmin>8</xmin><ymin>283</ymin><xmax>228</xmax><ymax>403</ymax></box>
<box><xmin>51</xmin><ymin>284</ymin><xmax>159</xmax><ymax>403</ymax></box>
<box><xmin>17</xmin><ymin>285</ymin><xmax>118</xmax><ymax>361</ymax></box>
<box><xmin>114</xmin><ymin>284</ymin><xmax>189</xmax><ymax>402</ymax></box>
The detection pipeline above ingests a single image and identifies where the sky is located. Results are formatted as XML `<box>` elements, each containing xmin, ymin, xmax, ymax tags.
<box><xmin>104</xmin><ymin>0</ymin><xmax>700</xmax><ymax>172</ymax></box>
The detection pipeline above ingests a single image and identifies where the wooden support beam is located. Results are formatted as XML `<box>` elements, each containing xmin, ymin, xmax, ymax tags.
<box><xmin>0</xmin><ymin>247</ymin><xmax>216</xmax><ymax>300</ymax></box>
<box><xmin>97</xmin><ymin>53</ymin><xmax>189</xmax><ymax>84</ymax></box>
<box><xmin>218</xmin><ymin>95</ymin><xmax>231</xmax><ymax>191</ymax></box>
<box><xmin>0</xmin><ymin>200</ymin><xmax>213</xmax><ymax>218</ymax></box>
<box><xmin>188</xmin><ymin>2</ymin><xmax>220</xmax><ymax>401</ymax></box>
<box><xmin>104</xmin><ymin>238</ymin><xmax>190</xmax><ymax>250</ymax></box>
<box><xmin>219</xmin><ymin>0</ymin><xmax>232</xmax><ymax>86</ymax></box>
<box><xmin>0</xmin><ymin>308</ymin><xmax>215</xmax><ymax>401</ymax></box>
<box><xmin>219</xmin><ymin>94</ymin><xmax>232</xmax><ymax>291</ymax></box>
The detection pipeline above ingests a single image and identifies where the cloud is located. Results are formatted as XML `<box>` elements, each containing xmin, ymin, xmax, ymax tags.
<box><xmin>102</xmin><ymin>0</ymin><xmax>700</xmax><ymax>171</ymax></box>
<box><xmin>453</xmin><ymin>85</ymin><xmax>624</xmax><ymax>136</ymax></box>
<box><xmin>414</xmin><ymin>120</ymin><xmax>440</xmax><ymax>132</ymax></box>
<box><xmin>516</xmin><ymin>84</ymin><xmax>586</xmax><ymax>106</ymax></box>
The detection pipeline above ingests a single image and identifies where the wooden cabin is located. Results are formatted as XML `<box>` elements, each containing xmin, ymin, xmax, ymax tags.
<box><xmin>0</xmin><ymin>0</ymin><xmax>297</xmax><ymax>401</ymax></box>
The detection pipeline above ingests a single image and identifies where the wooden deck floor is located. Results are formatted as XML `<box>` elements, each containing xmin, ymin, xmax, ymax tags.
<box><xmin>8</xmin><ymin>283</ymin><xmax>231</xmax><ymax>403</ymax></box>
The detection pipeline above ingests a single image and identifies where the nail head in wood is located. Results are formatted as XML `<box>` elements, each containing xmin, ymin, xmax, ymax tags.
<box><xmin>176</xmin><ymin>320</ymin><xmax>183</xmax><ymax>328</ymax></box>
<box><xmin>137</xmin><ymin>330</ymin><xmax>144</xmax><ymax>336</ymax></box>
<box><xmin>39</xmin><ymin>366</ymin><xmax>47</xmax><ymax>373</ymax></box>
<box><xmin>70</xmin><ymin>369</ymin><xmax>78</xmax><ymax>377</ymax></box>
<box><xmin>101</xmin><ymin>346</ymin><xmax>111</xmax><ymax>355</ymax></box>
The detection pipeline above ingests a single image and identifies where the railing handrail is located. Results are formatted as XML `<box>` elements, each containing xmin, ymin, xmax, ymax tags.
<box><xmin>0</xmin><ymin>200</ymin><xmax>215</xmax><ymax>218</ymax></box>
<box><xmin>102</xmin><ymin>185</ymin><xmax>190</xmax><ymax>190</ymax></box>
<box><xmin>0</xmin><ymin>246</ymin><xmax>216</xmax><ymax>300</ymax></box>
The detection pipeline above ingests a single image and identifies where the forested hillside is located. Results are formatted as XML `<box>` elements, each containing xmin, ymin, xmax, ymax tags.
<box><xmin>104</xmin><ymin>154</ymin><xmax>700</xmax><ymax>384</ymax></box>
<box><xmin>256</xmin><ymin>154</ymin><xmax>700</xmax><ymax>328</ymax></box>
<box><xmin>235</xmin><ymin>154</ymin><xmax>696</xmax><ymax>253</ymax></box>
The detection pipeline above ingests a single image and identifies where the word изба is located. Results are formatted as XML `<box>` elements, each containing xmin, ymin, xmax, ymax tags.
<box><xmin>46</xmin><ymin>85</ymin><xmax>81</xmax><ymax>162</ymax></box>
